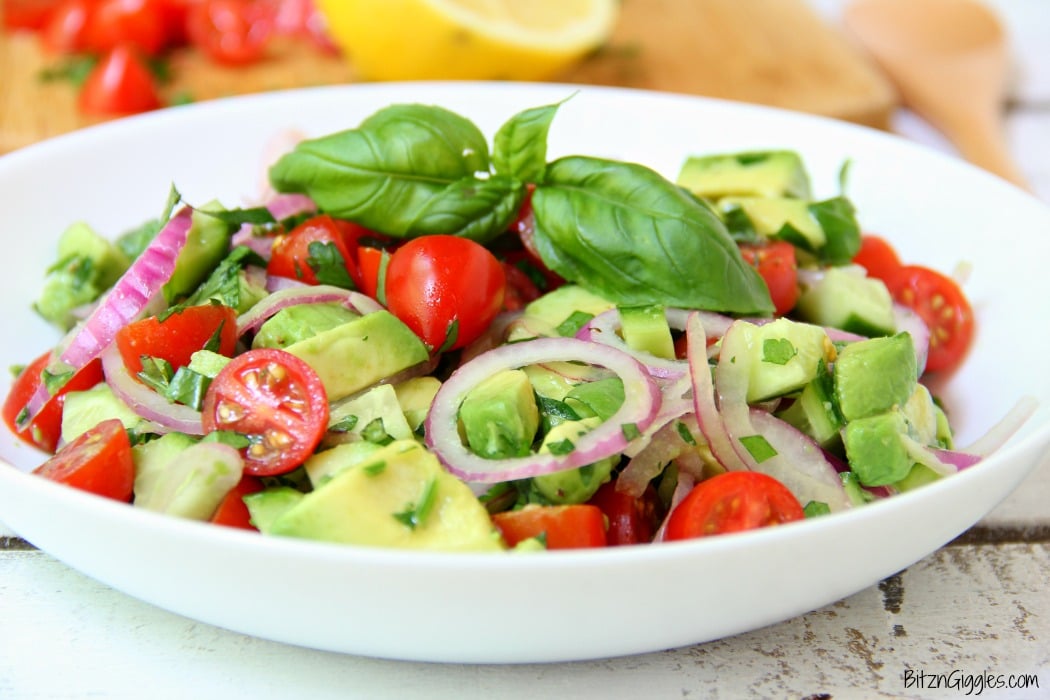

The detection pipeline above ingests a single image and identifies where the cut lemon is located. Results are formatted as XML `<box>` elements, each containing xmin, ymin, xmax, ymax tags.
<box><xmin>315</xmin><ymin>0</ymin><xmax>620</xmax><ymax>82</ymax></box>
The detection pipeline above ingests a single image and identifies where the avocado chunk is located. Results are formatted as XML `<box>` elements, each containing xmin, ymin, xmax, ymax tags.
<box><xmin>61</xmin><ymin>383</ymin><xmax>146</xmax><ymax>444</ymax></box>
<box><xmin>676</xmin><ymin>150</ymin><xmax>812</xmax><ymax>200</ymax></box>
<box><xmin>529</xmin><ymin>418</ymin><xmax>615</xmax><ymax>504</ymax></box>
<box><xmin>743</xmin><ymin>318</ymin><xmax>834</xmax><ymax>403</ymax></box>
<box><xmin>833</xmin><ymin>333</ymin><xmax>918</xmax><ymax>421</ymax></box>
<box><xmin>719</xmin><ymin>196</ymin><xmax>826</xmax><ymax>251</ymax></box>
<box><xmin>775</xmin><ymin>368</ymin><xmax>843</xmax><ymax>448</ymax></box>
<box><xmin>327</xmin><ymin>383</ymin><xmax>414</xmax><ymax>445</ymax></box>
<box><xmin>304</xmin><ymin>441</ymin><xmax>385</xmax><ymax>489</ymax></box>
<box><xmin>244</xmin><ymin>486</ymin><xmax>307</xmax><ymax>531</ymax></box>
<box><xmin>619</xmin><ymin>304</ymin><xmax>675</xmax><ymax>359</ymax></box>
<box><xmin>268</xmin><ymin>440</ymin><xmax>504</xmax><ymax>551</ymax></box>
<box><xmin>843</xmin><ymin>409</ymin><xmax>915</xmax><ymax>486</ymax></box>
<box><xmin>281</xmin><ymin>310</ymin><xmax>430</xmax><ymax>402</ymax></box>
<box><xmin>252</xmin><ymin>302</ymin><xmax>360</xmax><ymax>350</ymax></box>
<box><xmin>393</xmin><ymin>376</ymin><xmax>442</xmax><ymax>433</ymax></box>
<box><xmin>459</xmin><ymin>369</ymin><xmax>540</xmax><ymax>459</ymax></box>
<box><xmin>520</xmin><ymin>285</ymin><xmax>615</xmax><ymax>335</ymax></box>
<box><xmin>795</xmin><ymin>265</ymin><xmax>896</xmax><ymax>338</ymax></box>
<box><xmin>35</xmin><ymin>222</ymin><xmax>131</xmax><ymax>330</ymax></box>
<box><xmin>163</xmin><ymin>203</ymin><xmax>234</xmax><ymax>304</ymax></box>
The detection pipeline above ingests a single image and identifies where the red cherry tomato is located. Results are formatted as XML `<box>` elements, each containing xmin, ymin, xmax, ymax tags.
<box><xmin>186</xmin><ymin>0</ymin><xmax>272</xmax><ymax>66</ymax></box>
<box><xmin>32</xmin><ymin>418</ymin><xmax>135</xmax><ymax>501</ymax></box>
<box><xmin>40</xmin><ymin>0</ymin><xmax>95</xmax><ymax>53</ymax></box>
<box><xmin>587</xmin><ymin>480</ymin><xmax>662</xmax><ymax>546</ymax></box>
<box><xmin>491</xmin><ymin>504</ymin><xmax>608</xmax><ymax>549</ymax></box>
<box><xmin>4</xmin><ymin>0</ymin><xmax>65</xmax><ymax>30</ymax></box>
<box><xmin>209</xmin><ymin>474</ymin><xmax>265</xmax><ymax>529</ymax></box>
<box><xmin>78</xmin><ymin>44</ymin><xmax>162</xmax><ymax>115</ymax></box>
<box><xmin>852</xmin><ymin>234</ymin><xmax>903</xmax><ymax>283</ymax></box>
<box><xmin>83</xmin><ymin>0</ymin><xmax>168</xmax><ymax>55</ymax></box>
<box><xmin>267</xmin><ymin>215</ymin><xmax>360</xmax><ymax>288</ymax></box>
<box><xmin>738</xmin><ymin>240</ymin><xmax>799</xmax><ymax>316</ymax></box>
<box><xmin>115</xmin><ymin>303</ymin><xmax>238</xmax><ymax>377</ymax></box>
<box><xmin>201</xmin><ymin>348</ymin><xmax>329</xmax><ymax>476</ymax></box>
<box><xmin>356</xmin><ymin>245</ymin><xmax>389</xmax><ymax>300</ymax></box>
<box><xmin>664</xmin><ymin>471</ymin><xmax>804</xmax><ymax>540</ymax></box>
<box><xmin>500</xmin><ymin>260</ymin><xmax>541</xmax><ymax>312</ymax></box>
<box><xmin>384</xmin><ymin>235</ymin><xmax>506</xmax><ymax>351</ymax></box>
<box><xmin>885</xmin><ymin>264</ymin><xmax>975</xmax><ymax>374</ymax></box>
<box><xmin>3</xmin><ymin>352</ymin><xmax>104</xmax><ymax>453</ymax></box>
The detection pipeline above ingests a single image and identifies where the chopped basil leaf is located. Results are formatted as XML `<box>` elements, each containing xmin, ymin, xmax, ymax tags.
<box><xmin>306</xmin><ymin>240</ymin><xmax>355</xmax><ymax>289</ymax></box>
<box><xmin>361</xmin><ymin>417</ymin><xmax>395</xmax><ymax>445</ymax></box>
<box><xmin>363</xmin><ymin>460</ymin><xmax>387</xmax><ymax>476</ymax></box>
<box><xmin>676</xmin><ymin>421</ymin><xmax>697</xmax><ymax>445</ymax></box>
<box><xmin>621</xmin><ymin>423</ymin><xmax>641</xmax><ymax>442</ymax></box>
<box><xmin>555</xmin><ymin>310</ymin><xmax>594</xmax><ymax>337</ymax></box>
<box><xmin>546</xmin><ymin>438</ymin><xmax>575</xmax><ymax>456</ymax></box>
<box><xmin>739</xmin><ymin>434</ymin><xmax>778</xmax><ymax>463</ymax></box>
<box><xmin>762</xmin><ymin>338</ymin><xmax>797</xmax><ymax>365</ymax></box>
<box><xmin>329</xmin><ymin>415</ymin><xmax>359</xmax><ymax>433</ymax></box>
<box><xmin>803</xmin><ymin>501</ymin><xmax>831</xmax><ymax>518</ymax></box>
<box><xmin>393</xmin><ymin>478</ymin><xmax>438</xmax><ymax>530</ymax></box>
<box><xmin>436</xmin><ymin>319</ymin><xmax>459</xmax><ymax>354</ymax></box>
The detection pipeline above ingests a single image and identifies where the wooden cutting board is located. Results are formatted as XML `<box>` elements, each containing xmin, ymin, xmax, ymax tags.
<box><xmin>0</xmin><ymin>0</ymin><xmax>897</xmax><ymax>155</ymax></box>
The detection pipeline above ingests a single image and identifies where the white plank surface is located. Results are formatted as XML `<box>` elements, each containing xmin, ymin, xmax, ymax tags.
<box><xmin>1</xmin><ymin>543</ymin><xmax>1046</xmax><ymax>699</ymax></box>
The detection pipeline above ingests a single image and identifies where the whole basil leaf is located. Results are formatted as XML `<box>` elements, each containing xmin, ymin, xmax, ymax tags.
<box><xmin>810</xmin><ymin>195</ymin><xmax>861</xmax><ymax>265</ymax></box>
<box><xmin>532</xmin><ymin>156</ymin><xmax>774</xmax><ymax>315</ymax></box>
<box><xmin>409</xmin><ymin>175</ymin><xmax>524</xmax><ymax>242</ymax></box>
<box><xmin>492</xmin><ymin>101</ymin><xmax>561</xmax><ymax>183</ymax></box>
<box><xmin>269</xmin><ymin>104</ymin><xmax>513</xmax><ymax>240</ymax></box>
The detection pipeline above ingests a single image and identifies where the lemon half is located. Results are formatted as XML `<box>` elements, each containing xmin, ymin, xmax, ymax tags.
<box><xmin>316</xmin><ymin>0</ymin><xmax>620</xmax><ymax>82</ymax></box>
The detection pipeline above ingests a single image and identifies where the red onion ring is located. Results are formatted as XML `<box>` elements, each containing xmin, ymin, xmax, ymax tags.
<box><xmin>100</xmin><ymin>343</ymin><xmax>205</xmax><ymax>435</ymax></box>
<box><xmin>236</xmin><ymin>285</ymin><xmax>384</xmax><ymax>337</ymax></box>
<box><xmin>425</xmin><ymin>337</ymin><xmax>662</xmax><ymax>484</ymax></box>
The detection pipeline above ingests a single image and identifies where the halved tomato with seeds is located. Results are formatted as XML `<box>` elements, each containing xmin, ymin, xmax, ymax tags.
<box><xmin>201</xmin><ymin>348</ymin><xmax>329</xmax><ymax>476</ymax></box>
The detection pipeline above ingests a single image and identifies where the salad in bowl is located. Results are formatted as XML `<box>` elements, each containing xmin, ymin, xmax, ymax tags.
<box><xmin>3</xmin><ymin>95</ymin><xmax>1028</xmax><ymax>555</ymax></box>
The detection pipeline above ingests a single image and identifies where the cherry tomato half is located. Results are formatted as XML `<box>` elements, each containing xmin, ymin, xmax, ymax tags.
<box><xmin>201</xmin><ymin>348</ymin><xmax>329</xmax><ymax>476</ymax></box>
<box><xmin>83</xmin><ymin>0</ymin><xmax>168</xmax><ymax>56</ymax></box>
<box><xmin>384</xmin><ymin>235</ymin><xmax>506</xmax><ymax>351</ymax></box>
<box><xmin>186</xmin><ymin>0</ymin><xmax>272</xmax><ymax>66</ymax></box>
<box><xmin>4</xmin><ymin>0</ymin><xmax>64</xmax><ymax>30</ymax></box>
<box><xmin>739</xmin><ymin>240</ymin><xmax>799</xmax><ymax>316</ymax></box>
<box><xmin>852</xmin><ymin>234</ymin><xmax>903</xmax><ymax>283</ymax></box>
<box><xmin>40</xmin><ymin>0</ymin><xmax>94</xmax><ymax>54</ymax></box>
<box><xmin>209</xmin><ymin>473</ymin><xmax>265</xmax><ymax>529</ymax></box>
<box><xmin>267</xmin><ymin>215</ymin><xmax>359</xmax><ymax>288</ymax></box>
<box><xmin>587</xmin><ymin>480</ymin><xmax>662</xmax><ymax>546</ymax></box>
<box><xmin>115</xmin><ymin>303</ymin><xmax>238</xmax><ymax>377</ymax></box>
<box><xmin>664</xmin><ymin>471</ymin><xmax>804</xmax><ymax>540</ymax></box>
<box><xmin>886</xmin><ymin>264</ymin><xmax>975</xmax><ymax>374</ymax></box>
<box><xmin>33</xmin><ymin>418</ymin><xmax>135</xmax><ymax>501</ymax></box>
<box><xmin>78</xmin><ymin>44</ymin><xmax>162</xmax><ymax>116</ymax></box>
<box><xmin>491</xmin><ymin>504</ymin><xmax>608</xmax><ymax>549</ymax></box>
<box><xmin>3</xmin><ymin>352</ymin><xmax>105</xmax><ymax>453</ymax></box>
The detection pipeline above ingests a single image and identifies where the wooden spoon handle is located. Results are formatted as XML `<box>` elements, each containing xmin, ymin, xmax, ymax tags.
<box><xmin>941</xmin><ymin>110</ymin><xmax>1030</xmax><ymax>190</ymax></box>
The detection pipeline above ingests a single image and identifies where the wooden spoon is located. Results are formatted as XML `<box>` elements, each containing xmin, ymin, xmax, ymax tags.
<box><xmin>843</xmin><ymin>0</ymin><xmax>1028</xmax><ymax>189</ymax></box>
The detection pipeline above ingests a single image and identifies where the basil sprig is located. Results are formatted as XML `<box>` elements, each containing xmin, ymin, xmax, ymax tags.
<box><xmin>269</xmin><ymin>100</ymin><xmax>774</xmax><ymax>315</ymax></box>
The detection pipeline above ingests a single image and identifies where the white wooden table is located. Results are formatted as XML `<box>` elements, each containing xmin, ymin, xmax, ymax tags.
<box><xmin>2</xmin><ymin>2</ymin><xmax>1048</xmax><ymax>697</ymax></box>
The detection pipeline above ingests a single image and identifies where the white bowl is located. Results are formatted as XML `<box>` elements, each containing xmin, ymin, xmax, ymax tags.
<box><xmin>1</xmin><ymin>82</ymin><xmax>1047</xmax><ymax>664</ymax></box>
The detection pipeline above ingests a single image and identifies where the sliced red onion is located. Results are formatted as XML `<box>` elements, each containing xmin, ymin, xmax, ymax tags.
<box><xmin>960</xmin><ymin>395</ymin><xmax>1039</xmax><ymax>458</ymax></box>
<box><xmin>618</xmin><ymin>415</ymin><xmax>693</xmax><ymax>498</ymax></box>
<box><xmin>576</xmin><ymin>307</ymin><xmax>733</xmax><ymax>379</ymax></box>
<box><xmin>623</xmin><ymin>373</ymin><xmax>693</xmax><ymax>458</ymax></box>
<box><xmin>236</xmin><ymin>284</ymin><xmax>383</xmax><ymax>337</ymax></box>
<box><xmin>100</xmin><ymin>343</ymin><xmax>204</xmax><ymax>435</ymax></box>
<box><xmin>266</xmin><ymin>193</ymin><xmax>317</xmax><ymax>221</ymax></box>
<box><xmin>716</xmin><ymin>320</ymin><xmax>851</xmax><ymax>511</ymax></box>
<box><xmin>653</xmin><ymin>470</ymin><xmax>696</xmax><ymax>542</ymax></box>
<box><xmin>425</xmin><ymin>337</ymin><xmax>662</xmax><ymax>484</ymax></box>
<box><xmin>748</xmin><ymin>410</ymin><xmax>852</xmax><ymax>511</ymax></box>
<box><xmin>24</xmin><ymin>207</ymin><xmax>195</xmax><ymax>422</ymax></box>
<box><xmin>930</xmin><ymin>448</ymin><xmax>982</xmax><ymax>471</ymax></box>
<box><xmin>686</xmin><ymin>313</ymin><xmax>750</xmax><ymax>472</ymax></box>
<box><xmin>231</xmin><ymin>226</ymin><xmax>277</xmax><ymax>260</ymax></box>
<box><xmin>892</xmin><ymin>303</ymin><xmax>930</xmax><ymax>374</ymax></box>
